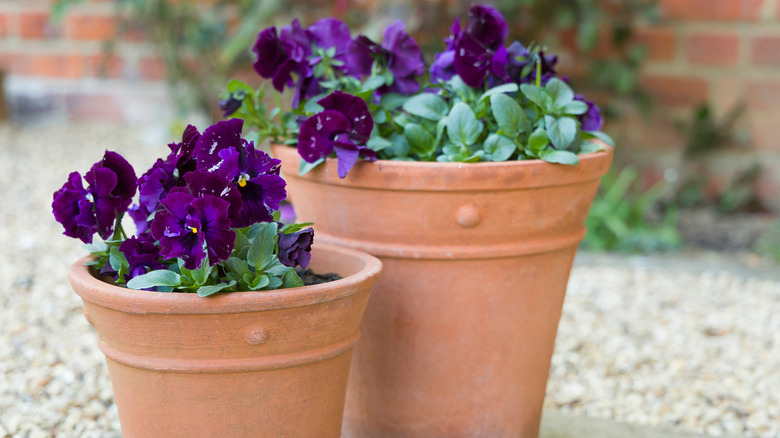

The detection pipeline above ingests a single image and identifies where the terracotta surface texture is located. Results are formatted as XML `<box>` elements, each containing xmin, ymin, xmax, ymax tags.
<box><xmin>68</xmin><ymin>244</ymin><xmax>382</xmax><ymax>438</ymax></box>
<box><xmin>273</xmin><ymin>145</ymin><xmax>613</xmax><ymax>438</ymax></box>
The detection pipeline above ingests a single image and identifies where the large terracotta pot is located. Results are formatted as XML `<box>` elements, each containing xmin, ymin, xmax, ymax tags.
<box><xmin>273</xmin><ymin>144</ymin><xmax>613</xmax><ymax>438</ymax></box>
<box><xmin>69</xmin><ymin>244</ymin><xmax>382</xmax><ymax>438</ymax></box>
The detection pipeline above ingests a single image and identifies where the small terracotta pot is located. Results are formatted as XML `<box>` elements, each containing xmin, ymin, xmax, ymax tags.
<box><xmin>69</xmin><ymin>244</ymin><xmax>382</xmax><ymax>438</ymax></box>
<box><xmin>273</xmin><ymin>144</ymin><xmax>612</xmax><ymax>438</ymax></box>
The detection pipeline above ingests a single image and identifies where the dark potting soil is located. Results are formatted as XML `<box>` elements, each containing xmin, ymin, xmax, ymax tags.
<box><xmin>296</xmin><ymin>268</ymin><xmax>342</xmax><ymax>285</ymax></box>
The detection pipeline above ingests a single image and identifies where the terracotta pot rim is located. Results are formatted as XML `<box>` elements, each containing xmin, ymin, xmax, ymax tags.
<box><xmin>69</xmin><ymin>243</ymin><xmax>382</xmax><ymax>315</ymax></box>
<box><xmin>272</xmin><ymin>144</ymin><xmax>613</xmax><ymax>191</ymax></box>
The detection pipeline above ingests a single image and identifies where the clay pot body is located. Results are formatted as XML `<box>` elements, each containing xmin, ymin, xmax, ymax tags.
<box><xmin>273</xmin><ymin>145</ymin><xmax>612</xmax><ymax>438</ymax></box>
<box><xmin>69</xmin><ymin>244</ymin><xmax>381</xmax><ymax>438</ymax></box>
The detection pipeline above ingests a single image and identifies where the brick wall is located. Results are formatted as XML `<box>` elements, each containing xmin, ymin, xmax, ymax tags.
<box><xmin>610</xmin><ymin>0</ymin><xmax>780</xmax><ymax>211</ymax></box>
<box><xmin>0</xmin><ymin>0</ymin><xmax>172</xmax><ymax>123</ymax></box>
<box><xmin>0</xmin><ymin>0</ymin><xmax>778</xmax><ymax>209</ymax></box>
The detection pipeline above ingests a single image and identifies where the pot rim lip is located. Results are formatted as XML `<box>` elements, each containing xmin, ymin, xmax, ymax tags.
<box><xmin>271</xmin><ymin>143</ymin><xmax>613</xmax><ymax>191</ymax></box>
<box><xmin>271</xmin><ymin>142</ymin><xmax>613</xmax><ymax>170</ymax></box>
<box><xmin>69</xmin><ymin>243</ymin><xmax>382</xmax><ymax>315</ymax></box>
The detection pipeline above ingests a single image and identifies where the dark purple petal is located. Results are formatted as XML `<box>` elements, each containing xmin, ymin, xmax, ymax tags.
<box><xmin>297</xmin><ymin>110</ymin><xmax>351</xmax><ymax>162</ymax></box>
<box><xmin>157</xmin><ymin>192</ymin><xmax>196</xmax><ymax>228</ymax></box>
<box><xmin>278</xmin><ymin>202</ymin><xmax>296</xmax><ymax>225</ymax></box>
<box><xmin>52</xmin><ymin>172</ymin><xmax>95</xmax><ymax>243</ymax></box>
<box><xmin>575</xmin><ymin>95</ymin><xmax>604</xmax><ymax>131</ymax></box>
<box><xmin>317</xmin><ymin>92</ymin><xmax>373</xmax><ymax>143</ymax></box>
<box><xmin>128</xmin><ymin>203</ymin><xmax>151</xmax><ymax>235</ymax></box>
<box><xmin>385</xmin><ymin>76</ymin><xmax>421</xmax><ymax>96</ymax></box>
<box><xmin>119</xmin><ymin>233</ymin><xmax>164</xmax><ymax>281</ymax></box>
<box><xmin>219</xmin><ymin>92</ymin><xmax>244</xmax><ymax>117</ymax></box>
<box><xmin>454</xmin><ymin>33</ymin><xmax>492</xmax><ymax>87</ymax></box>
<box><xmin>307</xmin><ymin>18</ymin><xmax>351</xmax><ymax>52</ymax></box>
<box><xmin>138</xmin><ymin>165</ymin><xmax>174</xmax><ymax>213</ymax></box>
<box><xmin>278</xmin><ymin>228</ymin><xmax>314</xmax><ymax>268</ymax></box>
<box><xmin>183</xmin><ymin>170</ymin><xmax>243</xmax><ymax>221</ymax></box>
<box><xmin>346</xmin><ymin>36</ymin><xmax>377</xmax><ymax>77</ymax></box>
<box><xmin>95</xmin><ymin>151</ymin><xmax>137</xmax><ymax>209</ymax></box>
<box><xmin>465</xmin><ymin>5</ymin><xmax>507</xmax><ymax>50</ymax></box>
<box><xmin>84</xmin><ymin>166</ymin><xmax>121</xmax><ymax>240</ymax></box>
<box><xmin>279</xmin><ymin>18</ymin><xmax>312</xmax><ymax>62</ymax></box>
<box><xmin>233</xmin><ymin>174</ymin><xmax>287</xmax><ymax>227</ymax></box>
<box><xmin>333</xmin><ymin>143</ymin><xmax>360</xmax><ymax>179</ymax></box>
<box><xmin>253</xmin><ymin>27</ymin><xmax>288</xmax><ymax>79</ymax></box>
<box><xmin>190</xmin><ymin>195</ymin><xmax>235</xmax><ymax>265</ymax></box>
<box><xmin>246</xmin><ymin>143</ymin><xmax>282</xmax><ymax>176</ymax></box>
<box><xmin>382</xmin><ymin>21</ymin><xmax>424</xmax><ymax>79</ymax></box>
<box><xmin>195</xmin><ymin>119</ymin><xmax>245</xmax><ymax>172</ymax></box>
<box><xmin>430</xmin><ymin>49</ymin><xmax>455</xmax><ymax>83</ymax></box>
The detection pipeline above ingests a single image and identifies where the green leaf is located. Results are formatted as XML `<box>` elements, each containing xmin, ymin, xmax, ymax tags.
<box><xmin>545</xmin><ymin>116</ymin><xmax>578</xmax><ymax>150</ymax></box>
<box><xmin>247</xmin><ymin>222</ymin><xmax>278</xmax><ymax>270</ymax></box>
<box><xmin>264</xmin><ymin>261</ymin><xmax>291</xmax><ymax>276</ymax></box>
<box><xmin>446</xmin><ymin>102</ymin><xmax>483</xmax><ymax>147</ymax></box>
<box><xmin>108</xmin><ymin>246</ymin><xmax>128</xmax><ymax>273</ymax></box>
<box><xmin>380</xmin><ymin>93</ymin><xmax>408</xmax><ymax>110</ymax></box>
<box><xmin>478</xmin><ymin>83</ymin><xmax>519</xmax><ymax>103</ymax></box>
<box><xmin>404</xmin><ymin>123</ymin><xmax>436</xmax><ymax>156</ymax></box>
<box><xmin>225</xmin><ymin>257</ymin><xmax>250</xmax><ymax>277</ymax></box>
<box><xmin>280</xmin><ymin>223</ymin><xmax>314</xmax><ymax>234</ymax></box>
<box><xmin>580</xmin><ymin>141</ymin><xmax>609</xmax><ymax>154</ymax></box>
<box><xmin>83</xmin><ymin>241</ymin><xmax>108</xmax><ymax>253</ymax></box>
<box><xmin>226</xmin><ymin>79</ymin><xmax>254</xmax><ymax>95</ymax></box>
<box><xmin>541</xmin><ymin>149</ymin><xmax>580</xmax><ymax>165</ymax></box>
<box><xmin>249</xmin><ymin>274</ymin><xmax>271</xmax><ymax>290</ymax></box>
<box><xmin>267</xmin><ymin>276</ymin><xmax>283</xmax><ymax>290</ymax></box>
<box><xmin>527</xmin><ymin>128</ymin><xmax>550</xmax><ymax>156</ymax></box>
<box><xmin>300</xmin><ymin>157</ymin><xmax>325</xmax><ymax>176</ymax></box>
<box><xmin>190</xmin><ymin>258</ymin><xmax>212</xmax><ymax>285</ymax></box>
<box><xmin>583</xmin><ymin>130</ymin><xmax>615</xmax><ymax>147</ymax></box>
<box><xmin>490</xmin><ymin>94</ymin><xmax>528</xmax><ymax>138</ymax></box>
<box><xmin>545</xmin><ymin>78</ymin><xmax>575</xmax><ymax>109</ymax></box>
<box><xmin>361</xmin><ymin>75</ymin><xmax>386</xmax><ymax>92</ymax></box>
<box><xmin>367</xmin><ymin>136</ymin><xmax>393</xmax><ymax>152</ymax></box>
<box><xmin>402</xmin><ymin>93</ymin><xmax>449</xmax><ymax>121</ymax></box>
<box><xmin>127</xmin><ymin>270</ymin><xmax>182</xmax><ymax>290</ymax></box>
<box><xmin>234</xmin><ymin>230</ymin><xmax>250</xmax><ymax>253</ymax></box>
<box><xmin>483</xmin><ymin>134</ymin><xmax>516</xmax><ymax>162</ymax></box>
<box><xmin>520</xmin><ymin>84</ymin><xmax>552</xmax><ymax>110</ymax></box>
<box><xmin>282</xmin><ymin>269</ymin><xmax>305</xmax><ymax>288</ymax></box>
<box><xmin>197</xmin><ymin>281</ymin><xmax>236</xmax><ymax>297</ymax></box>
<box><xmin>385</xmin><ymin>133</ymin><xmax>411</xmax><ymax>157</ymax></box>
<box><xmin>562</xmin><ymin>100</ymin><xmax>589</xmax><ymax>115</ymax></box>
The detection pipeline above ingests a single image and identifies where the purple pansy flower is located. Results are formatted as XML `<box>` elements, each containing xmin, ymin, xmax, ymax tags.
<box><xmin>194</xmin><ymin>119</ymin><xmax>287</xmax><ymax>227</ymax></box>
<box><xmin>219</xmin><ymin>92</ymin><xmax>245</xmax><ymax>117</ymax></box>
<box><xmin>150</xmin><ymin>192</ymin><xmax>235</xmax><ymax>270</ymax></box>
<box><xmin>575</xmin><ymin>94</ymin><xmax>604</xmax><ymax>131</ymax></box>
<box><xmin>131</xmin><ymin>125</ymin><xmax>201</xmax><ymax>234</ymax></box>
<box><xmin>119</xmin><ymin>233</ymin><xmax>165</xmax><ymax>281</ymax></box>
<box><xmin>278</xmin><ymin>227</ymin><xmax>314</xmax><ymax>268</ymax></box>
<box><xmin>52</xmin><ymin>151</ymin><xmax>137</xmax><ymax>243</ymax></box>
<box><xmin>297</xmin><ymin>92</ymin><xmax>376</xmax><ymax>178</ymax></box>
<box><xmin>346</xmin><ymin>21</ymin><xmax>424</xmax><ymax>95</ymax></box>
<box><xmin>430</xmin><ymin>5</ymin><xmax>509</xmax><ymax>87</ymax></box>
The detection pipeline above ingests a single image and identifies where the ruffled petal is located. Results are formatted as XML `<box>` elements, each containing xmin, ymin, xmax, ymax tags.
<box><xmin>317</xmin><ymin>92</ymin><xmax>373</xmax><ymax>143</ymax></box>
<box><xmin>297</xmin><ymin>109</ymin><xmax>350</xmax><ymax>162</ymax></box>
<box><xmin>183</xmin><ymin>170</ymin><xmax>243</xmax><ymax>221</ymax></box>
<box><xmin>195</xmin><ymin>118</ymin><xmax>245</xmax><ymax>172</ymax></box>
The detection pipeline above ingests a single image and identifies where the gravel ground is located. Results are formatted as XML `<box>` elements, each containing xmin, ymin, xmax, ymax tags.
<box><xmin>0</xmin><ymin>122</ymin><xmax>778</xmax><ymax>437</ymax></box>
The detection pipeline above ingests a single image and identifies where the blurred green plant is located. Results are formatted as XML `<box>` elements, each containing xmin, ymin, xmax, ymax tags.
<box><xmin>674</xmin><ymin>102</ymin><xmax>764</xmax><ymax>213</ymax></box>
<box><xmin>53</xmin><ymin>0</ymin><xmax>283</xmax><ymax>118</ymax></box>
<box><xmin>583</xmin><ymin>166</ymin><xmax>682</xmax><ymax>252</ymax></box>
<box><xmin>755</xmin><ymin>221</ymin><xmax>780</xmax><ymax>263</ymax></box>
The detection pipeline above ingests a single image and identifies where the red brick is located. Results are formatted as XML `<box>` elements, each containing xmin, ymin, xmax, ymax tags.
<box><xmin>88</xmin><ymin>53</ymin><xmax>123</xmax><ymax>78</ymax></box>
<box><xmin>687</xmin><ymin>33</ymin><xmax>740</xmax><ymax>66</ymax></box>
<box><xmin>20</xmin><ymin>11</ymin><xmax>55</xmax><ymax>39</ymax></box>
<box><xmin>65</xmin><ymin>13</ymin><xmax>117</xmax><ymax>40</ymax></box>
<box><xmin>0</xmin><ymin>13</ymin><xmax>9</xmax><ymax>38</ymax></box>
<box><xmin>749</xmin><ymin>117</ymin><xmax>780</xmax><ymax>151</ymax></box>
<box><xmin>639</xmin><ymin>75</ymin><xmax>709</xmax><ymax>106</ymax></box>
<box><xmin>8</xmin><ymin>53</ymin><xmax>87</xmax><ymax>78</ymax></box>
<box><xmin>750</xmin><ymin>36</ymin><xmax>780</xmax><ymax>66</ymax></box>
<box><xmin>747</xmin><ymin>80</ymin><xmax>780</xmax><ymax>110</ymax></box>
<box><xmin>634</xmin><ymin>28</ymin><xmax>677</xmax><ymax>61</ymax></box>
<box><xmin>659</xmin><ymin>0</ymin><xmax>763</xmax><ymax>21</ymax></box>
<box><xmin>139</xmin><ymin>56</ymin><xmax>166</xmax><ymax>80</ymax></box>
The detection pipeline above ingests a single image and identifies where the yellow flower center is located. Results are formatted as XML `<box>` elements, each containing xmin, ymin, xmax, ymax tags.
<box><xmin>238</xmin><ymin>173</ymin><xmax>249</xmax><ymax>188</ymax></box>
<box><xmin>190</xmin><ymin>227</ymin><xmax>198</xmax><ymax>234</ymax></box>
